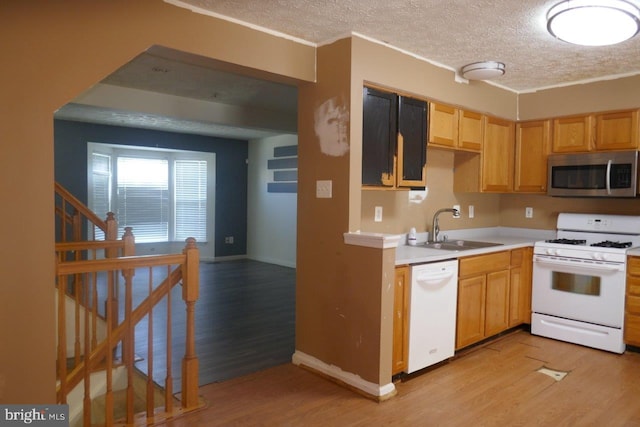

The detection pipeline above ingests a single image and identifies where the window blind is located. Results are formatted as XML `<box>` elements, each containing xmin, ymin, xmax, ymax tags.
<box><xmin>91</xmin><ymin>153</ymin><xmax>111</xmax><ymax>240</ymax></box>
<box><xmin>116</xmin><ymin>156</ymin><xmax>169</xmax><ymax>243</ymax></box>
<box><xmin>174</xmin><ymin>159</ymin><xmax>207</xmax><ymax>241</ymax></box>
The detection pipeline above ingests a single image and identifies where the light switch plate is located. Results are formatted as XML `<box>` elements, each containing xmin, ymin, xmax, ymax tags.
<box><xmin>316</xmin><ymin>180</ymin><xmax>332</xmax><ymax>198</ymax></box>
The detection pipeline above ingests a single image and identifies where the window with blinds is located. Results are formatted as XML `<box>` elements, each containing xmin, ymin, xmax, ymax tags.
<box><xmin>88</xmin><ymin>143</ymin><xmax>213</xmax><ymax>243</ymax></box>
<box><xmin>174</xmin><ymin>160</ymin><xmax>207</xmax><ymax>241</ymax></box>
<box><xmin>116</xmin><ymin>156</ymin><xmax>170</xmax><ymax>243</ymax></box>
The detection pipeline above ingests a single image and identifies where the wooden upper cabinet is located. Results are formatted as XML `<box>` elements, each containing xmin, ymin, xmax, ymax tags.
<box><xmin>428</xmin><ymin>102</ymin><xmax>482</xmax><ymax>152</ymax></box>
<box><xmin>428</xmin><ymin>102</ymin><xmax>458</xmax><ymax>148</ymax></box>
<box><xmin>362</xmin><ymin>87</ymin><xmax>397</xmax><ymax>187</ymax></box>
<box><xmin>362</xmin><ymin>87</ymin><xmax>427</xmax><ymax>189</ymax></box>
<box><xmin>552</xmin><ymin>114</ymin><xmax>595</xmax><ymax>153</ymax></box>
<box><xmin>482</xmin><ymin>116</ymin><xmax>514</xmax><ymax>192</ymax></box>
<box><xmin>397</xmin><ymin>96</ymin><xmax>427</xmax><ymax>187</ymax></box>
<box><xmin>514</xmin><ymin>120</ymin><xmax>551</xmax><ymax>193</ymax></box>
<box><xmin>595</xmin><ymin>109</ymin><xmax>640</xmax><ymax>151</ymax></box>
<box><xmin>459</xmin><ymin>110</ymin><xmax>483</xmax><ymax>151</ymax></box>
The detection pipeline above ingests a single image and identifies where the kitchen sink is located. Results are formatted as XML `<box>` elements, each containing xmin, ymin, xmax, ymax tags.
<box><xmin>423</xmin><ymin>240</ymin><xmax>503</xmax><ymax>251</ymax></box>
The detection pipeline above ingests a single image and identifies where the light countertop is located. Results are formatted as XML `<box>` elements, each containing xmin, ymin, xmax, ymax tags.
<box><xmin>395</xmin><ymin>227</ymin><xmax>555</xmax><ymax>266</ymax></box>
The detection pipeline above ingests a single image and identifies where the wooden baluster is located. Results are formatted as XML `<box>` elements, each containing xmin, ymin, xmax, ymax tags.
<box><xmin>57</xmin><ymin>272</ymin><xmax>68</xmax><ymax>403</ymax></box>
<box><xmin>181</xmin><ymin>238</ymin><xmax>200</xmax><ymax>409</ymax></box>
<box><xmin>104</xmin><ymin>270</ymin><xmax>114</xmax><ymax>426</ymax></box>
<box><xmin>74</xmin><ymin>274</ymin><xmax>81</xmax><ymax>367</ymax></box>
<box><xmin>147</xmin><ymin>267</ymin><xmax>155</xmax><ymax>417</ymax></box>
<box><xmin>83</xmin><ymin>274</ymin><xmax>91</xmax><ymax>427</ymax></box>
<box><xmin>60</xmin><ymin>200</ymin><xmax>67</xmax><ymax>243</ymax></box>
<box><xmin>122</xmin><ymin>267</ymin><xmax>135</xmax><ymax>424</ymax></box>
<box><xmin>107</xmin><ymin>265</ymin><xmax>119</xmax><ymax>332</ymax></box>
<box><xmin>72</xmin><ymin>209</ymin><xmax>82</xmax><ymax>243</ymax></box>
<box><xmin>164</xmin><ymin>264</ymin><xmax>173</xmax><ymax>413</ymax></box>
<box><xmin>91</xmin><ymin>271</ymin><xmax>98</xmax><ymax>350</ymax></box>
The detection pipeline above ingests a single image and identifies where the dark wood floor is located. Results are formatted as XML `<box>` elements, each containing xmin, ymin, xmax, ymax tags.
<box><xmin>130</xmin><ymin>259</ymin><xmax>296</xmax><ymax>391</ymax></box>
<box><xmin>158</xmin><ymin>330</ymin><xmax>640</xmax><ymax>426</ymax></box>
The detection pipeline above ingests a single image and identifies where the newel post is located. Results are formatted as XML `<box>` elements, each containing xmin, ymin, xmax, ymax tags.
<box><xmin>105</xmin><ymin>212</ymin><xmax>117</xmax><ymax>241</ymax></box>
<box><xmin>122</xmin><ymin>227</ymin><xmax>135</xmax><ymax>257</ymax></box>
<box><xmin>105</xmin><ymin>212</ymin><xmax>118</xmax><ymax>259</ymax></box>
<box><xmin>181</xmin><ymin>237</ymin><xmax>200</xmax><ymax>408</ymax></box>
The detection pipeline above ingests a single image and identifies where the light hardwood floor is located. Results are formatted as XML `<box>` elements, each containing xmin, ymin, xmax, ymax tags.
<box><xmin>159</xmin><ymin>330</ymin><xmax>640</xmax><ymax>426</ymax></box>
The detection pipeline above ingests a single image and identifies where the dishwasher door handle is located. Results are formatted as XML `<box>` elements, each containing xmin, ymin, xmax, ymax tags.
<box><xmin>416</xmin><ymin>270</ymin><xmax>455</xmax><ymax>283</ymax></box>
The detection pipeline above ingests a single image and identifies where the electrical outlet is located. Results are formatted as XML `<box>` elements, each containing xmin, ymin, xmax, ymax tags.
<box><xmin>469</xmin><ymin>205</ymin><xmax>475</xmax><ymax>219</ymax></box>
<box><xmin>225</xmin><ymin>236</ymin><xmax>234</xmax><ymax>244</ymax></box>
<box><xmin>374</xmin><ymin>206</ymin><xmax>383</xmax><ymax>222</ymax></box>
<box><xmin>525</xmin><ymin>207</ymin><xmax>533</xmax><ymax>219</ymax></box>
<box><xmin>453</xmin><ymin>205</ymin><xmax>461</xmax><ymax>218</ymax></box>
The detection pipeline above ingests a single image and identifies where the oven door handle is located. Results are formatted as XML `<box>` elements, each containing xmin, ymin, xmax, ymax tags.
<box><xmin>534</xmin><ymin>257</ymin><xmax>622</xmax><ymax>272</ymax></box>
<box><xmin>606</xmin><ymin>159</ymin><xmax>612</xmax><ymax>195</ymax></box>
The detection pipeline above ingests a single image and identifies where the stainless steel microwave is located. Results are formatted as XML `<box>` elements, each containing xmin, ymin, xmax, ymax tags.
<box><xmin>547</xmin><ymin>150</ymin><xmax>639</xmax><ymax>197</ymax></box>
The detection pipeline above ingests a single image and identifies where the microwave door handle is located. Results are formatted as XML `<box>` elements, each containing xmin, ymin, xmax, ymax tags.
<box><xmin>606</xmin><ymin>159</ymin><xmax>612</xmax><ymax>195</ymax></box>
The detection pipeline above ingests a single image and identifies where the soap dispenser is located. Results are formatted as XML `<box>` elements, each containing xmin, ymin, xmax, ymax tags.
<box><xmin>408</xmin><ymin>227</ymin><xmax>417</xmax><ymax>246</ymax></box>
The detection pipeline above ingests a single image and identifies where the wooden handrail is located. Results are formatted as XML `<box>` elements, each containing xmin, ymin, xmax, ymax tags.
<box><xmin>57</xmin><ymin>254</ymin><xmax>187</xmax><ymax>275</ymax></box>
<box><xmin>55</xmin><ymin>182</ymin><xmax>108</xmax><ymax>232</ymax></box>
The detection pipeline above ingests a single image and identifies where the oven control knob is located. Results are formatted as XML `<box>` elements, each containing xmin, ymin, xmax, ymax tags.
<box><xmin>592</xmin><ymin>252</ymin><xmax>608</xmax><ymax>261</ymax></box>
<box><xmin>546</xmin><ymin>248</ymin><xmax>558</xmax><ymax>256</ymax></box>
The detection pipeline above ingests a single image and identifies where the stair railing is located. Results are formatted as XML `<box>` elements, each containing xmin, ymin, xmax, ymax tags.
<box><xmin>56</xmin><ymin>238</ymin><xmax>200</xmax><ymax>426</ymax></box>
<box><xmin>55</xmin><ymin>182</ymin><xmax>117</xmax><ymax>243</ymax></box>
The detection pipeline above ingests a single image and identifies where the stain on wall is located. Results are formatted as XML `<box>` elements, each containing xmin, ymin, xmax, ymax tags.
<box><xmin>314</xmin><ymin>97</ymin><xmax>350</xmax><ymax>156</ymax></box>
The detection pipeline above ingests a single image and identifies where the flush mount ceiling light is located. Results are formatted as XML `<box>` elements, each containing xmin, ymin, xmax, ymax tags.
<box><xmin>460</xmin><ymin>61</ymin><xmax>506</xmax><ymax>80</ymax></box>
<box><xmin>547</xmin><ymin>0</ymin><xmax>640</xmax><ymax>46</ymax></box>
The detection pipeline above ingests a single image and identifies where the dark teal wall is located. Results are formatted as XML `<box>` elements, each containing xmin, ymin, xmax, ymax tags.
<box><xmin>54</xmin><ymin>119</ymin><xmax>248</xmax><ymax>257</ymax></box>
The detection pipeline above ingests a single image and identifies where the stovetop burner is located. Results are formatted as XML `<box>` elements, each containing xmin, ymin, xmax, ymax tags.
<box><xmin>590</xmin><ymin>241</ymin><xmax>633</xmax><ymax>249</ymax></box>
<box><xmin>545</xmin><ymin>238</ymin><xmax>587</xmax><ymax>245</ymax></box>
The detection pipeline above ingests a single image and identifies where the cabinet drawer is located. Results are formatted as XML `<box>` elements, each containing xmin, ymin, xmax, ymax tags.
<box><xmin>628</xmin><ymin>256</ymin><xmax>640</xmax><ymax>275</ymax></box>
<box><xmin>624</xmin><ymin>314</ymin><xmax>640</xmax><ymax>346</ymax></box>
<box><xmin>626</xmin><ymin>295</ymin><xmax>640</xmax><ymax>315</ymax></box>
<box><xmin>627</xmin><ymin>274</ymin><xmax>640</xmax><ymax>296</ymax></box>
<box><xmin>459</xmin><ymin>251</ymin><xmax>510</xmax><ymax>277</ymax></box>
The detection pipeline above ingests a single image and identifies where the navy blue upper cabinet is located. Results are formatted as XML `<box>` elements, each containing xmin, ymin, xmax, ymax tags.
<box><xmin>362</xmin><ymin>87</ymin><xmax>427</xmax><ymax>188</ymax></box>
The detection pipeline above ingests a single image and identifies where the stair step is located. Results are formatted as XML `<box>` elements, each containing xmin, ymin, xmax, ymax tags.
<box><xmin>87</xmin><ymin>367</ymin><xmax>176</xmax><ymax>426</ymax></box>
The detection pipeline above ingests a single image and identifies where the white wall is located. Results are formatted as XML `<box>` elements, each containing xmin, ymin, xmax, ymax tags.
<box><xmin>247</xmin><ymin>135</ymin><xmax>297</xmax><ymax>268</ymax></box>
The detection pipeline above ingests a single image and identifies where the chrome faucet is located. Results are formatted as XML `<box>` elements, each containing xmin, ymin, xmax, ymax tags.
<box><xmin>430</xmin><ymin>208</ymin><xmax>460</xmax><ymax>243</ymax></box>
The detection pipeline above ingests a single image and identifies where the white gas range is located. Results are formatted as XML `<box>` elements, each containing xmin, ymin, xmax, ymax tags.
<box><xmin>532</xmin><ymin>213</ymin><xmax>640</xmax><ymax>354</ymax></box>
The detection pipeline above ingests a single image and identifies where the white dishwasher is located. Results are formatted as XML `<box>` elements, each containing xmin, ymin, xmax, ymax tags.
<box><xmin>407</xmin><ymin>259</ymin><xmax>458</xmax><ymax>374</ymax></box>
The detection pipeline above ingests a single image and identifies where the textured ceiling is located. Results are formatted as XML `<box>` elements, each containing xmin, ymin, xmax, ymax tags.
<box><xmin>172</xmin><ymin>0</ymin><xmax>640</xmax><ymax>92</ymax></box>
<box><xmin>58</xmin><ymin>0</ymin><xmax>640</xmax><ymax>139</ymax></box>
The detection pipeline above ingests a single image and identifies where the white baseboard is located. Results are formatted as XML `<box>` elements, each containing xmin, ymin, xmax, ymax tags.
<box><xmin>291</xmin><ymin>350</ymin><xmax>396</xmax><ymax>399</ymax></box>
